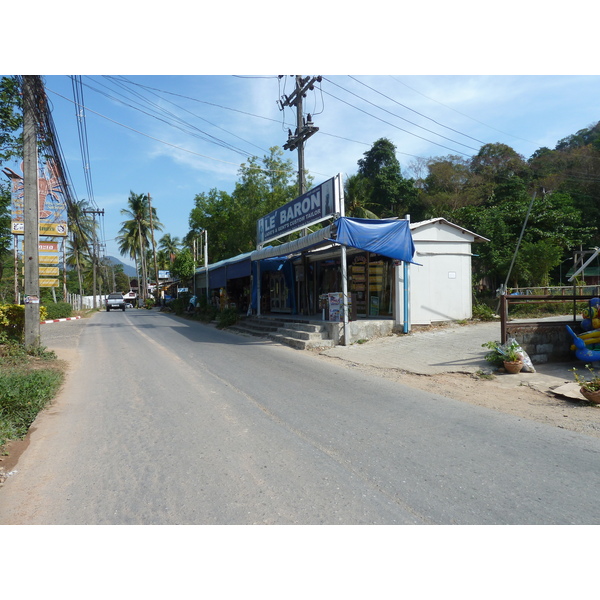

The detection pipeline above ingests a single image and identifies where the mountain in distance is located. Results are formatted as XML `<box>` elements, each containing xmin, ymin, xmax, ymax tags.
<box><xmin>106</xmin><ymin>255</ymin><xmax>137</xmax><ymax>278</ymax></box>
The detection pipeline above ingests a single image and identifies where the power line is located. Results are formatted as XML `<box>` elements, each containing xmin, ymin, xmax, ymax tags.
<box><xmin>348</xmin><ymin>75</ymin><xmax>488</xmax><ymax>146</ymax></box>
<box><xmin>389</xmin><ymin>75</ymin><xmax>542</xmax><ymax>147</ymax></box>
<box><xmin>45</xmin><ymin>86</ymin><xmax>308</xmax><ymax>178</ymax></box>
<box><xmin>71</xmin><ymin>75</ymin><xmax>97</xmax><ymax>209</ymax></box>
<box><xmin>322</xmin><ymin>76</ymin><xmax>480</xmax><ymax>153</ymax></box>
<box><xmin>320</xmin><ymin>85</ymin><xmax>472</xmax><ymax>157</ymax></box>
<box><xmin>76</xmin><ymin>76</ymin><xmax>257</xmax><ymax>159</ymax></box>
<box><xmin>105</xmin><ymin>75</ymin><xmax>270</xmax><ymax>156</ymax></box>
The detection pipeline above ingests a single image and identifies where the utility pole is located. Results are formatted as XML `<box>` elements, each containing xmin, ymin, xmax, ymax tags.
<box><xmin>22</xmin><ymin>76</ymin><xmax>41</xmax><ymax>348</ymax></box>
<box><xmin>83</xmin><ymin>208</ymin><xmax>104</xmax><ymax>305</ymax></box>
<box><xmin>147</xmin><ymin>193</ymin><xmax>159</xmax><ymax>306</ymax></box>
<box><xmin>278</xmin><ymin>75</ymin><xmax>321</xmax><ymax>196</ymax></box>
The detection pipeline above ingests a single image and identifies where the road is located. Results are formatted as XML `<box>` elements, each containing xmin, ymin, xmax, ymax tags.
<box><xmin>1</xmin><ymin>309</ymin><xmax>599</xmax><ymax>524</ymax></box>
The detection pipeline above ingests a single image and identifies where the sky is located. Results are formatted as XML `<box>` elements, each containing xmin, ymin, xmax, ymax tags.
<box><xmin>4</xmin><ymin>7</ymin><xmax>599</xmax><ymax>273</ymax></box>
<box><xmin>4</xmin><ymin>73</ymin><xmax>597</xmax><ymax>268</ymax></box>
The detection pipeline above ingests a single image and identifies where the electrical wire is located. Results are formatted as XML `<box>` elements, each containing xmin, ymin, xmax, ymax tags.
<box><xmin>71</xmin><ymin>76</ymin><xmax>97</xmax><ymax>209</ymax></box>
<box><xmin>322</xmin><ymin>76</ymin><xmax>480</xmax><ymax>153</ymax></box>
<box><xmin>348</xmin><ymin>75</ymin><xmax>487</xmax><ymax>146</ymax></box>
<box><xmin>77</xmin><ymin>76</ymin><xmax>256</xmax><ymax>159</ymax></box>
<box><xmin>106</xmin><ymin>75</ymin><xmax>270</xmax><ymax>157</ymax></box>
<box><xmin>320</xmin><ymin>85</ymin><xmax>472</xmax><ymax>157</ymax></box>
<box><xmin>46</xmin><ymin>85</ymin><xmax>303</xmax><ymax>178</ymax></box>
<box><xmin>389</xmin><ymin>75</ymin><xmax>542</xmax><ymax>147</ymax></box>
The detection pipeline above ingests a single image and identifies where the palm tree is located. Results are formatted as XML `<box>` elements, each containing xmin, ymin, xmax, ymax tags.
<box><xmin>156</xmin><ymin>249</ymin><xmax>170</xmax><ymax>271</ymax></box>
<box><xmin>66</xmin><ymin>198</ymin><xmax>97</xmax><ymax>296</ymax></box>
<box><xmin>158</xmin><ymin>233</ymin><xmax>181</xmax><ymax>267</ymax></box>
<box><xmin>119</xmin><ymin>192</ymin><xmax>162</xmax><ymax>301</ymax></box>
<box><xmin>116</xmin><ymin>220</ymin><xmax>141</xmax><ymax>292</ymax></box>
<box><xmin>344</xmin><ymin>174</ymin><xmax>379</xmax><ymax>219</ymax></box>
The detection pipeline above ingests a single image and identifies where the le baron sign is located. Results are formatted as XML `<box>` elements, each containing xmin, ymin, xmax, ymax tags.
<box><xmin>257</xmin><ymin>176</ymin><xmax>338</xmax><ymax>245</ymax></box>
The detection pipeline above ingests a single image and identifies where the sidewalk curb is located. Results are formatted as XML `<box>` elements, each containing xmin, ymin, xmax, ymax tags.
<box><xmin>40</xmin><ymin>316</ymin><xmax>82</xmax><ymax>324</ymax></box>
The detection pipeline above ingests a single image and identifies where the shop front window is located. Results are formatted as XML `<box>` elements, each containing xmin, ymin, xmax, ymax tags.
<box><xmin>350</xmin><ymin>253</ymin><xmax>393</xmax><ymax>317</ymax></box>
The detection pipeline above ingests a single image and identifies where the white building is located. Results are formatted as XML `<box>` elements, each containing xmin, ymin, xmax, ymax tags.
<box><xmin>397</xmin><ymin>218</ymin><xmax>488</xmax><ymax>326</ymax></box>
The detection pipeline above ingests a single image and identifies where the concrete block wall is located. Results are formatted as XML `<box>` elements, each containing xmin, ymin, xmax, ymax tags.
<box><xmin>505</xmin><ymin>321</ymin><xmax>577</xmax><ymax>364</ymax></box>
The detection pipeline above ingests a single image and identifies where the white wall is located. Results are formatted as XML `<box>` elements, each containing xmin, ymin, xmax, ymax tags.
<box><xmin>396</xmin><ymin>221</ymin><xmax>477</xmax><ymax>326</ymax></box>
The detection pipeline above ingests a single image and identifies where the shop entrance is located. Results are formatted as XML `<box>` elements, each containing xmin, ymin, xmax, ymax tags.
<box><xmin>267</xmin><ymin>271</ymin><xmax>291</xmax><ymax>313</ymax></box>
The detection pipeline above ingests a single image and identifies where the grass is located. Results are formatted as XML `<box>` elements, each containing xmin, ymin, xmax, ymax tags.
<box><xmin>0</xmin><ymin>341</ymin><xmax>65</xmax><ymax>451</ymax></box>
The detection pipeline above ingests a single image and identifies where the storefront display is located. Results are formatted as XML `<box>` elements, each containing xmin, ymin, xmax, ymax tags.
<box><xmin>349</xmin><ymin>254</ymin><xmax>393</xmax><ymax>317</ymax></box>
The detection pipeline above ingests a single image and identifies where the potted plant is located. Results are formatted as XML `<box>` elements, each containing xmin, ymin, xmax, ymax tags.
<box><xmin>570</xmin><ymin>364</ymin><xmax>600</xmax><ymax>404</ymax></box>
<box><xmin>501</xmin><ymin>343</ymin><xmax>524</xmax><ymax>374</ymax></box>
<box><xmin>482</xmin><ymin>340</ymin><xmax>523</xmax><ymax>373</ymax></box>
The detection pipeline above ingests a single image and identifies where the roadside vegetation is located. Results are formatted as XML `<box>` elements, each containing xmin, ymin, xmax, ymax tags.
<box><xmin>0</xmin><ymin>338</ymin><xmax>65</xmax><ymax>452</ymax></box>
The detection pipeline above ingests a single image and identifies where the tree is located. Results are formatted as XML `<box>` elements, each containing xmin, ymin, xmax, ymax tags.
<box><xmin>356</xmin><ymin>138</ymin><xmax>418</xmax><ymax>218</ymax></box>
<box><xmin>66</xmin><ymin>198</ymin><xmax>97</xmax><ymax>297</ymax></box>
<box><xmin>158</xmin><ymin>233</ymin><xmax>180</xmax><ymax>267</ymax></box>
<box><xmin>344</xmin><ymin>173</ymin><xmax>378</xmax><ymax>218</ymax></box>
<box><xmin>0</xmin><ymin>76</ymin><xmax>22</xmax><ymax>162</ymax></box>
<box><xmin>454</xmin><ymin>191</ymin><xmax>590</xmax><ymax>289</ymax></box>
<box><xmin>171</xmin><ymin>248</ymin><xmax>195</xmax><ymax>282</ymax></box>
<box><xmin>417</xmin><ymin>155</ymin><xmax>477</xmax><ymax>219</ymax></box>
<box><xmin>469</xmin><ymin>142</ymin><xmax>530</xmax><ymax>205</ymax></box>
<box><xmin>0</xmin><ymin>181</ymin><xmax>11</xmax><ymax>281</ymax></box>
<box><xmin>188</xmin><ymin>147</ymin><xmax>298</xmax><ymax>262</ymax></box>
<box><xmin>119</xmin><ymin>192</ymin><xmax>162</xmax><ymax>301</ymax></box>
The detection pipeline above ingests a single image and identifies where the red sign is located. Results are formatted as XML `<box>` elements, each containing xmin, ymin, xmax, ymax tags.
<box><xmin>39</xmin><ymin>242</ymin><xmax>58</xmax><ymax>252</ymax></box>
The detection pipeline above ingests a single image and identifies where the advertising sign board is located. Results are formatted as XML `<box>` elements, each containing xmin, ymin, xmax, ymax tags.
<box><xmin>256</xmin><ymin>175</ymin><xmax>339</xmax><ymax>246</ymax></box>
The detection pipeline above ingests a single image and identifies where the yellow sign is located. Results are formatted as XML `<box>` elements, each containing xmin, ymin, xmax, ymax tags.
<box><xmin>39</xmin><ymin>278</ymin><xmax>59</xmax><ymax>288</ymax></box>
<box><xmin>39</xmin><ymin>266</ymin><xmax>60</xmax><ymax>276</ymax></box>
<box><xmin>39</xmin><ymin>222</ymin><xmax>68</xmax><ymax>237</ymax></box>
<box><xmin>12</xmin><ymin>221</ymin><xmax>68</xmax><ymax>236</ymax></box>
<box><xmin>39</xmin><ymin>255</ymin><xmax>59</xmax><ymax>264</ymax></box>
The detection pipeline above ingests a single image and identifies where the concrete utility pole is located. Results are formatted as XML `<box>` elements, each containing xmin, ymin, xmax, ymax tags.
<box><xmin>279</xmin><ymin>75</ymin><xmax>321</xmax><ymax>196</ymax></box>
<box><xmin>22</xmin><ymin>76</ymin><xmax>41</xmax><ymax>348</ymax></box>
<box><xmin>83</xmin><ymin>208</ymin><xmax>104</xmax><ymax>305</ymax></box>
<box><xmin>147</xmin><ymin>193</ymin><xmax>159</xmax><ymax>304</ymax></box>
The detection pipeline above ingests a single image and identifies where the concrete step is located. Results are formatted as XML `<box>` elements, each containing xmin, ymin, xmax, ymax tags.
<box><xmin>268</xmin><ymin>332</ymin><xmax>334</xmax><ymax>350</ymax></box>
<box><xmin>232</xmin><ymin>320</ymin><xmax>281</xmax><ymax>334</ymax></box>
<box><xmin>276</xmin><ymin>326</ymin><xmax>329</xmax><ymax>341</ymax></box>
<box><xmin>228</xmin><ymin>316</ymin><xmax>334</xmax><ymax>350</ymax></box>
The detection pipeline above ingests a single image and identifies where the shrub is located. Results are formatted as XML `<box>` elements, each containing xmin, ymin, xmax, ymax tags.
<box><xmin>42</xmin><ymin>301</ymin><xmax>72</xmax><ymax>320</ymax></box>
<box><xmin>0</xmin><ymin>367</ymin><xmax>63</xmax><ymax>447</ymax></box>
<box><xmin>195</xmin><ymin>298</ymin><xmax>218</xmax><ymax>322</ymax></box>
<box><xmin>216</xmin><ymin>307</ymin><xmax>239</xmax><ymax>329</ymax></box>
<box><xmin>0</xmin><ymin>304</ymin><xmax>24</xmax><ymax>341</ymax></box>
<box><xmin>170</xmin><ymin>296</ymin><xmax>189</xmax><ymax>315</ymax></box>
<box><xmin>0</xmin><ymin>304</ymin><xmax>49</xmax><ymax>341</ymax></box>
<box><xmin>472</xmin><ymin>301</ymin><xmax>496</xmax><ymax>321</ymax></box>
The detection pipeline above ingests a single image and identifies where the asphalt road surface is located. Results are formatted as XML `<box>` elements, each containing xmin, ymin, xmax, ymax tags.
<box><xmin>1</xmin><ymin>309</ymin><xmax>599</xmax><ymax>524</ymax></box>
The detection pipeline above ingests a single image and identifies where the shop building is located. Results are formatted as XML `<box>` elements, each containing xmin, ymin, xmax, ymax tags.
<box><xmin>191</xmin><ymin>174</ymin><xmax>487</xmax><ymax>346</ymax></box>
<box><xmin>401</xmin><ymin>218</ymin><xmax>489</xmax><ymax>325</ymax></box>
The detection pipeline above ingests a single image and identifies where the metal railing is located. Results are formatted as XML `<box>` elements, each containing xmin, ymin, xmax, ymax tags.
<box><xmin>499</xmin><ymin>293</ymin><xmax>598</xmax><ymax>343</ymax></box>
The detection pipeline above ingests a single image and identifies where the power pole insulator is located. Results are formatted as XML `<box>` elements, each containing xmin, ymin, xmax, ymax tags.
<box><xmin>278</xmin><ymin>75</ymin><xmax>321</xmax><ymax>195</ymax></box>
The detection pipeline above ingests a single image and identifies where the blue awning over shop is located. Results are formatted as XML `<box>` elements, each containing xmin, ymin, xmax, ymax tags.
<box><xmin>195</xmin><ymin>251</ymin><xmax>252</xmax><ymax>289</ymax></box>
<box><xmin>331</xmin><ymin>217</ymin><xmax>418</xmax><ymax>264</ymax></box>
<box><xmin>250</xmin><ymin>218</ymin><xmax>418</xmax><ymax>264</ymax></box>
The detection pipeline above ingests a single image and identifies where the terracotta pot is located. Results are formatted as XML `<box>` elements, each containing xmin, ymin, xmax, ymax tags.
<box><xmin>580</xmin><ymin>388</ymin><xmax>600</xmax><ymax>404</ymax></box>
<box><xmin>503</xmin><ymin>360</ymin><xmax>523</xmax><ymax>374</ymax></box>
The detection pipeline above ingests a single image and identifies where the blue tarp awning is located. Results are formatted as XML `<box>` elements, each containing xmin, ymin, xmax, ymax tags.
<box><xmin>331</xmin><ymin>217</ymin><xmax>418</xmax><ymax>264</ymax></box>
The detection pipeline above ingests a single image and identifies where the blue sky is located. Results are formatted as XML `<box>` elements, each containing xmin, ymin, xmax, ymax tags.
<box><xmin>4</xmin><ymin>74</ymin><xmax>595</xmax><ymax>267</ymax></box>
<box><xmin>5</xmin><ymin>9</ymin><xmax>599</xmax><ymax>268</ymax></box>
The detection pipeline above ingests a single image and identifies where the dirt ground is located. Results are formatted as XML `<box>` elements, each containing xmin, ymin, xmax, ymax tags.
<box><xmin>314</xmin><ymin>353</ymin><xmax>600</xmax><ymax>439</ymax></box>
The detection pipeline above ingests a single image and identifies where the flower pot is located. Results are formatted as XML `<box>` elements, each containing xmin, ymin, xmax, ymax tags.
<box><xmin>580</xmin><ymin>388</ymin><xmax>600</xmax><ymax>404</ymax></box>
<box><xmin>503</xmin><ymin>360</ymin><xmax>523</xmax><ymax>374</ymax></box>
